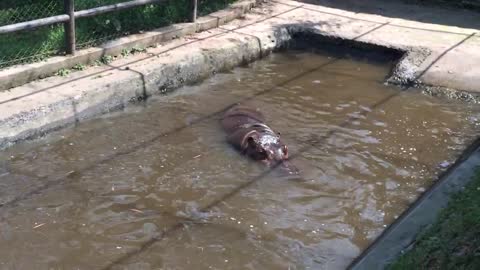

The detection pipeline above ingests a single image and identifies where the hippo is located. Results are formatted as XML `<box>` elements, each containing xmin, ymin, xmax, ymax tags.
<box><xmin>221</xmin><ymin>105</ymin><xmax>298</xmax><ymax>174</ymax></box>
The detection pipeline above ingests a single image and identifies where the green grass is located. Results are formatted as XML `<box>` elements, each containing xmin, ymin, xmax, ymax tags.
<box><xmin>0</xmin><ymin>0</ymin><xmax>237</xmax><ymax>69</ymax></box>
<box><xmin>388</xmin><ymin>169</ymin><xmax>480</xmax><ymax>270</ymax></box>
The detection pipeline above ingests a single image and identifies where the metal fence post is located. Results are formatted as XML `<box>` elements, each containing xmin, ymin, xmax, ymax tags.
<box><xmin>64</xmin><ymin>0</ymin><xmax>76</xmax><ymax>55</ymax></box>
<box><xmin>190</xmin><ymin>0</ymin><xmax>198</xmax><ymax>22</ymax></box>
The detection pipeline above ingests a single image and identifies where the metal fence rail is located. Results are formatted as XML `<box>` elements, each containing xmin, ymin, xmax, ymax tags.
<box><xmin>0</xmin><ymin>0</ymin><xmax>232</xmax><ymax>69</ymax></box>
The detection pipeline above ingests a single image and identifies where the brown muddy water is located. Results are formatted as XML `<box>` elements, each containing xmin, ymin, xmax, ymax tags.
<box><xmin>1</xmin><ymin>48</ymin><xmax>480</xmax><ymax>270</ymax></box>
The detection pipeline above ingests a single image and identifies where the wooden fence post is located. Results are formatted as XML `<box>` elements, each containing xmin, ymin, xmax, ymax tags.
<box><xmin>64</xmin><ymin>0</ymin><xmax>76</xmax><ymax>55</ymax></box>
<box><xmin>190</xmin><ymin>0</ymin><xmax>198</xmax><ymax>22</ymax></box>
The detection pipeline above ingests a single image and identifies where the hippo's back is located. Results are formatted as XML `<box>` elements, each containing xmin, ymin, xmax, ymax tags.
<box><xmin>221</xmin><ymin>106</ymin><xmax>265</xmax><ymax>134</ymax></box>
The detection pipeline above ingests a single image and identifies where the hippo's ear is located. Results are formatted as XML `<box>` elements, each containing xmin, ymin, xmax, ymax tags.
<box><xmin>246</xmin><ymin>135</ymin><xmax>259</xmax><ymax>146</ymax></box>
<box><xmin>246</xmin><ymin>130</ymin><xmax>260</xmax><ymax>140</ymax></box>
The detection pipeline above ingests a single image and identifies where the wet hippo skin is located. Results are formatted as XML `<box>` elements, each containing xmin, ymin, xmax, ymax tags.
<box><xmin>221</xmin><ymin>105</ymin><xmax>299</xmax><ymax>174</ymax></box>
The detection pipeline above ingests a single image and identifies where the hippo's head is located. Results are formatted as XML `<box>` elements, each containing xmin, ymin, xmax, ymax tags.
<box><xmin>243</xmin><ymin>132</ymin><xmax>287</xmax><ymax>161</ymax></box>
<box><xmin>243</xmin><ymin>131</ymin><xmax>298</xmax><ymax>174</ymax></box>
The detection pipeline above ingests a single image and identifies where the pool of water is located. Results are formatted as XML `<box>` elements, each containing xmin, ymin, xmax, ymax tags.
<box><xmin>1</xmin><ymin>49</ymin><xmax>479</xmax><ymax>270</ymax></box>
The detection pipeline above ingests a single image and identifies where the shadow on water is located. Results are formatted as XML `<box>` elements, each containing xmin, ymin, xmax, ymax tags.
<box><xmin>93</xmin><ymin>22</ymin><xmax>479</xmax><ymax>268</ymax></box>
<box><xmin>98</xmin><ymin>23</ymin><xmax>406</xmax><ymax>270</ymax></box>
<box><xmin>0</xmin><ymin>19</ymin><xmax>394</xmax><ymax>210</ymax></box>
<box><xmin>1</xmin><ymin>10</ymin><xmax>477</xmax><ymax>269</ymax></box>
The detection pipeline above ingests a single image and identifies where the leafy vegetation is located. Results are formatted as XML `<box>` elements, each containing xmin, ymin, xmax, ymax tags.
<box><xmin>55</xmin><ymin>68</ymin><xmax>71</xmax><ymax>77</ymax></box>
<box><xmin>72</xmin><ymin>63</ymin><xmax>87</xmax><ymax>71</ymax></box>
<box><xmin>388</xmin><ymin>169</ymin><xmax>480</xmax><ymax>270</ymax></box>
<box><xmin>0</xmin><ymin>0</ymin><xmax>237</xmax><ymax>69</ymax></box>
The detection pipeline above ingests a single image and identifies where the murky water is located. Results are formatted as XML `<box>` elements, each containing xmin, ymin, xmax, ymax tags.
<box><xmin>1</xmin><ymin>49</ymin><xmax>479</xmax><ymax>270</ymax></box>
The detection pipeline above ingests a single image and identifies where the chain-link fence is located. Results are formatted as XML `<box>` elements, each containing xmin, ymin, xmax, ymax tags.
<box><xmin>75</xmin><ymin>0</ymin><xmax>192</xmax><ymax>50</ymax></box>
<box><xmin>0</xmin><ymin>0</ymin><xmax>238</xmax><ymax>70</ymax></box>
<box><xmin>0</xmin><ymin>0</ymin><xmax>62</xmax><ymax>25</ymax></box>
<box><xmin>0</xmin><ymin>0</ymin><xmax>64</xmax><ymax>69</ymax></box>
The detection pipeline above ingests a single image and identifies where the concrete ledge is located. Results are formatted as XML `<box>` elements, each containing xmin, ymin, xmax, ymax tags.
<box><xmin>0</xmin><ymin>0</ymin><xmax>259</xmax><ymax>92</ymax></box>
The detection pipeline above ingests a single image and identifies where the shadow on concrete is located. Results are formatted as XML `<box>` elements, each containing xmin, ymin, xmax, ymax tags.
<box><xmin>292</xmin><ymin>0</ymin><xmax>480</xmax><ymax>31</ymax></box>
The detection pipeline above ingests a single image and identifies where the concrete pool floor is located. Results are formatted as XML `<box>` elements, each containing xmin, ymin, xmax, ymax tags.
<box><xmin>0</xmin><ymin>0</ymin><xmax>479</xmax><ymax>269</ymax></box>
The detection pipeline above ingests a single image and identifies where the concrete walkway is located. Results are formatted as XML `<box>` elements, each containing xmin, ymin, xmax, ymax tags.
<box><xmin>0</xmin><ymin>0</ymin><xmax>479</xmax><ymax>148</ymax></box>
